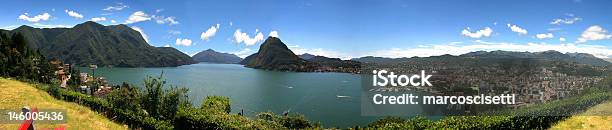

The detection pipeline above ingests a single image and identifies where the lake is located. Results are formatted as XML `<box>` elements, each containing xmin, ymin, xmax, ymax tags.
<box><xmin>80</xmin><ymin>63</ymin><xmax>378</xmax><ymax>127</ymax></box>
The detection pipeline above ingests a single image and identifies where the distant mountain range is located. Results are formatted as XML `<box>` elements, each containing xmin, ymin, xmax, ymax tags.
<box><xmin>4</xmin><ymin>21</ymin><xmax>605</xmax><ymax>69</ymax></box>
<box><xmin>0</xmin><ymin>21</ymin><xmax>195</xmax><ymax>67</ymax></box>
<box><xmin>604</xmin><ymin>58</ymin><xmax>612</xmax><ymax>63</ymax></box>
<box><xmin>300</xmin><ymin>54</ymin><xmax>360</xmax><ymax>70</ymax></box>
<box><xmin>460</xmin><ymin>50</ymin><xmax>610</xmax><ymax>66</ymax></box>
<box><xmin>353</xmin><ymin>50</ymin><xmax>611</xmax><ymax>67</ymax></box>
<box><xmin>192</xmin><ymin>49</ymin><xmax>242</xmax><ymax>64</ymax></box>
<box><xmin>298</xmin><ymin>53</ymin><xmax>316</xmax><ymax>60</ymax></box>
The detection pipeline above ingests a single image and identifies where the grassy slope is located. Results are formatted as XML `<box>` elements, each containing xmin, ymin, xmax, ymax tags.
<box><xmin>0</xmin><ymin>78</ymin><xmax>126</xmax><ymax>130</ymax></box>
<box><xmin>549</xmin><ymin>100</ymin><xmax>612</xmax><ymax>130</ymax></box>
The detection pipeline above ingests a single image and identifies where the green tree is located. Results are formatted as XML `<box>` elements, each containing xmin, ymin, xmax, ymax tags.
<box><xmin>140</xmin><ymin>73</ymin><xmax>190</xmax><ymax>120</ymax></box>
<box><xmin>160</xmin><ymin>86</ymin><xmax>189</xmax><ymax>120</ymax></box>
<box><xmin>107</xmin><ymin>83</ymin><xmax>141</xmax><ymax>112</ymax></box>
<box><xmin>141</xmin><ymin>74</ymin><xmax>164</xmax><ymax>117</ymax></box>
<box><xmin>67</xmin><ymin>65</ymin><xmax>81</xmax><ymax>86</ymax></box>
<box><xmin>200</xmin><ymin>96</ymin><xmax>231</xmax><ymax>114</ymax></box>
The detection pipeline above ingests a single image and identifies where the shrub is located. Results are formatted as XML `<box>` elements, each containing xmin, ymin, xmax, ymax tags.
<box><xmin>256</xmin><ymin>112</ymin><xmax>315</xmax><ymax>129</ymax></box>
<box><xmin>106</xmin><ymin>84</ymin><xmax>141</xmax><ymax>112</ymax></box>
<box><xmin>201</xmin><ymin>96</ymin><xmax>231</xmax><ymax>114</ymax></box>
<box><xmin>174</xmin><ymin>107</ymin><xmax>282</xmax><ymax>129</ymax></box>
<box><xmin>368</xmin><ymin>116</ymin><xmax>434</xmax><ymax>129</ymax></box>
<box><xmin>41</xmin><ymin>84</ymin><xmax>173</xmax><ymax>129</ymax></box>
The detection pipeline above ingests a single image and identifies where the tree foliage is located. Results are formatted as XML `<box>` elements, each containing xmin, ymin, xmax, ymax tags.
<box><xmin>0</xmin><ymin>32</ymin><xmax>53</xmax><ymax>83</ymax></box>
<box><xmin>140</xmin><ymin>73</ymin><xmax>190</xmax><ymax>120</ymax></box>
<box><xmin>201</xmin><ymin>96</ymin><xmax>231</xmax><ymax>114</ymax></box>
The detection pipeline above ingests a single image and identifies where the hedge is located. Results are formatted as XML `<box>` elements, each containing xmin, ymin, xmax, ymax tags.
<box><xmin>41</xmin><ymin>84</ymin><xmax>173</xmax><ymax>129</ymax></box>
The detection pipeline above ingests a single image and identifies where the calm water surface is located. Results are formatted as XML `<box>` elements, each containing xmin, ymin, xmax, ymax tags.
<box><xmin>81</xmin><ymin>63</ymin><xmax>379</xmax><ymax>127</ymax></box>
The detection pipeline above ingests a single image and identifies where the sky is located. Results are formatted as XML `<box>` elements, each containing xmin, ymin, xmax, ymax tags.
<box><xmin>1</xmin><ymin>0</ymin><xmax>612</xmax><ymax>59</ymax></box>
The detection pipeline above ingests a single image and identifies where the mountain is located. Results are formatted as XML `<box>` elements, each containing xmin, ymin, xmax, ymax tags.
<box><xmin>240</xmin><ymin>37</ymin><xmax>313</xmax><ymax>71</ymax></box>
<box><xmin>240</xmin><ymin>37</ymin><xmax>360</xmax><ymax>73</ymax></box>
<box><xmin>4</xmin><ymin>21</ymin><xmax>195</xmax><ymax>67</ymax></box>
<box><xmin>154</xmin><ymin>47</ymin><xmax>197</xmax><ymax>66</ymax></box>
<box><xmin>239</xmin><ymin>52</ymin><xmax>257</xmax><ymax>65</ymax></box>
<box><xmin>351</xmin><ymin>56</ymin><xmax>411</xmax><ymax>64</ymax></box>
<box><xmin>460</xmin><ymin>50</ymin><xmax>610</xmax><ymax>66</ymax></box>
<box><xmin>603</xmin><ymin>58</ymin><xmax>612</xmax><ymax>63</ymax></box>
<box><xmin>298</xmin><ymin>53</ymin><xmax>316</xmax><ymax>60</ymax></box>
<box><xmin>305</xmin><ymin>56</ymin><xmax>360</xmax><ymax>69</ymax></box>
<box><xmin>354</xmin><ymin>50</ymin><xmax>610</xmax><ymax>67</ymax></box>
<box><xmin>192</xmin><ymin>49</ymin><xmax>242</xmax><ymax>64</ymax></box>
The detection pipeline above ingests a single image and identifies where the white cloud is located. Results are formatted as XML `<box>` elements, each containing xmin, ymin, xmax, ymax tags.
<box><xmin>507</xmin><ymin>24</ymin><xmax>527</xmax><ymax>35</ymax></box>
<box><xmin>175</xmin><ymin>38</ymin><xmax>193</xmax><ymax>46</ymax></box>
<box><xmin>90</xmin><ymin>17</ymin><xmax>106</xmax><ymax>22</ymax></box>
<box><xmin>163</xmin><ymin>44</ymin><xmax>170</xmax><ymax>47</ymax></box>
<box><xmin>125</xmin><ymin>11</ymin><xmax>151</xmax><ymax>24</ymax></box>
<box><xmin>130</xmin><ymin>26</ymin><xmax>149</xmax><ymax>44</ymax></box>
<box><xmin>153</xmin><ymin>15</ymin><xmax>179</xmax><ymax>25</ymax></box>
<box><xmin>65</xmin><ymin>10</ymin><xmax>84</xmax><ymax>19</ymax></box>
<box><xmin>559</xmin><ymin>37</ymin><xmax>566</xmax><ymax>42</ymax></box>
<box><xmin>201</xmin><ymin>24</ymin><xmax>219</xmax><ymax>41</ymax></box>
<box><xmin>168</xmin><ymin>30</ymin><xmax>181</xmax><ymax>35</ymax></box>
<box><xmin>110</xmin><ymin>20</ymin><xmax>117</xmax><ymax>24</ymax></box>
<box><xmin>461</xmin><ymin>27</ymin><xmax>492</xmax><ymax>38</ymax></box>
<box><xmin>269</xmin><ymin>31</ymin><xmax>279</xmax><ymax>38</ymax></box>
<box><xmin>1</xmin><ymin>23</ymin><xmax>72</xmax><ymax>30</ymax></box>
<box><xmin>229</xmin><ymin>22</ymin><xmax>233</xmax><ymax>26</ymax></box>
<box><xmin>18</xmin><ymin>13</ymin><xmax>51</xmax><ymax>22</ymax></box>
<box><xmin>233</xmin><ymin>29</ymin><xmax>264</xmax><ymax>46</ymax></box>
<box><xmin>232</xmin><ymin>48</ymin><xmax>254</xmax><ymax>58</ymax></box>
<box><xmin>31</xmin><ymin>23</ymin><xmax>72</xmax><ymax>28</ymax></box>
<box><xmin>103</xmin><ymin>3</ymin><xmax>128</xmax><ymax>11</ymax></box>
<box><xmin>0</xmin><ymin>25</ymin><xmax>21</xmax><ymax>30</ymax></box>
<box><xmin>577</xmin><ymin>25</ymin><xmax>612</xmax><ymax>43</ymax></box>
<box><xmin>550</xmin><ymin>14</ymin><xmax>582</xmax><ymax>25</ymax></box>
<box><xmin>367</xmin><ymin>41</ymin><xmax>612</xmax><ymax>59</ymax></box>
<box><xmin>535</xmin><ymin>33</ymin><xmax>554</xmax><ymax>39</ymax></box>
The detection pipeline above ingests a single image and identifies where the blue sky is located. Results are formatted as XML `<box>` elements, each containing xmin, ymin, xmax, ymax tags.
<box><xmin>1</xmin><ymin>0</ymin><xmax>612</xmax><ymax>59</ymax></box>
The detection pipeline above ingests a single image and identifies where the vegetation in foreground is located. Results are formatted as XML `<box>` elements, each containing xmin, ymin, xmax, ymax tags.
<box><xmin>549</xmin><ymin>100</ymin><xmax>612</xmax><ymax>130</ymax></box>
<box><xmin>0</xmin><ymin>78</ymin><xmax>126</xmax><ymax>129</ymax></box>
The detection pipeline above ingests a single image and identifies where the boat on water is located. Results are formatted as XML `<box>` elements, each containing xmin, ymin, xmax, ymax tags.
<box><xmin>336</xmin><ymin>95</ymin><xmax>351</xmax><ymax>98</ymax></box>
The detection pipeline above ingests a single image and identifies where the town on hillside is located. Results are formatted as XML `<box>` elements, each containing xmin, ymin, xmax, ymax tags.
<box><xmin>52</xmin><ymin>60</ymin><xmax>112</xmax><ymax>97</ymax></box>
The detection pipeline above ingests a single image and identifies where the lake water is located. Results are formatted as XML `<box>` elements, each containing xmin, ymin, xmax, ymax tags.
<box><xmin>80</xmin><ymin>63</ymin><xmax>379</xmax><ymax>127</ymax></box>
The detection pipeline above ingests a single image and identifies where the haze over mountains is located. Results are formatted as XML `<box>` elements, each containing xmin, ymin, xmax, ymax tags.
<box><xmin>353</xmin><ymin>50</ymin><xmax>611</xmax><ymax>67</ymax></box>
<box><xmin>0</xmin><ymin>21</ymin><xmax>195</xmax><ymax>67</ymax></box>
<box><xmin>192</xmin><ymin>49</ymin><xmax>242</xmax><ymax>64</ymax></box>
<box><xmin>298</xmin><ymin>53</ymin><xmax>316</xmax><ymax>60</ymax></box>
